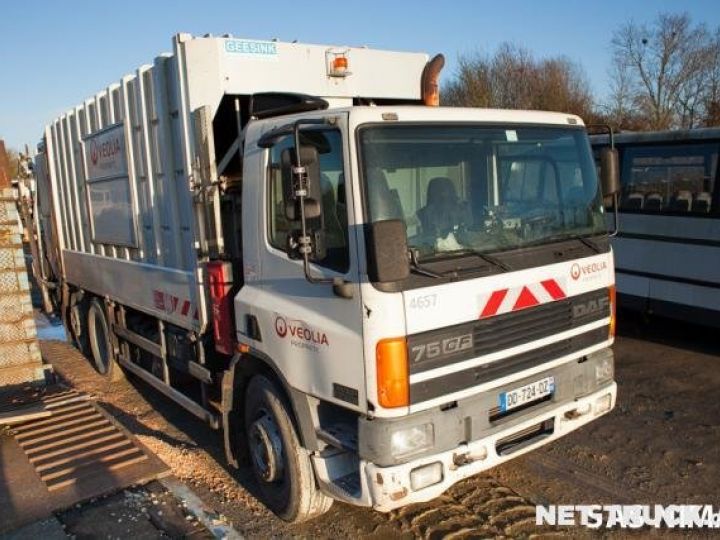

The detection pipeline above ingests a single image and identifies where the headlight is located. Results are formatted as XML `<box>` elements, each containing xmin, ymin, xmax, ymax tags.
<box><xmin>595</xmin><ymin>355</ymin><xmax>614</xmax><ymax>384</ymax></box>
<box><xmin>390</xmin><ymin>423</ymin><xmax>434</xmax><ymax>458</ymax></box>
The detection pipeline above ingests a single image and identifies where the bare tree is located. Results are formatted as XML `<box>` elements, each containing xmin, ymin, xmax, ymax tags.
<box><xmin>443</xmin><ymin>43</ymin><xmax>595</xmax><ymax>120</ymax></box>
<box><xmin>490</xmin><ymin>43</ymin><xmax>536</xmax><ymax>109</ymax></box>
<box><xmin>603</xmin><ymin>59</ymin><xmax>648</xmax><ymax>130</ymax></box>
<box><xmin>0</xmin><ymin>140</ymin><xmax>10</xmax><ymax>189</ymax></box>
<box><xmin>533</xmin><ymin>57</ymin><xmax>594</xmax><ymax>119</ymax></box>
<box><xmin>609</xmin><ymin>13</ymin><xmax>719</xmax><ymax>130</ymax></box>
<box><xmin>443</xmin><ymin>54</ymin><xmax>493</xmax><ymax>108</ymax></box>
<box><xmin>0</xmin><ymin>142</ymin><xmax>21</xmax><ymax>187</ymax></box>
<box><xmin>702</xmin><ymin>29</ymin><xmax>720</xmax><ymax>126</ymax></box>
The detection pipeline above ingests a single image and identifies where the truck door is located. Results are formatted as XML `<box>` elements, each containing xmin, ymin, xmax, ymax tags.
<box><xmin>254</xmin><ymin>116</ymin><xmax>366</xmax><ymax>412</ymax></box>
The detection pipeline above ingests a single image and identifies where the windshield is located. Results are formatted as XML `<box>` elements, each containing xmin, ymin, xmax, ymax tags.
<box><xmin>360</xmin><ymin>124</ymin><xmax>606</xmax><ymax>260</ymax></box>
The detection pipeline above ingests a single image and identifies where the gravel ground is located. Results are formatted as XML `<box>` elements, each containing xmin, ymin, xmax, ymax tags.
<box><xmin>56</xmin><ymin>482</ymin><xmax>212</xmax><ymax>539</ymax></box>
<box><xmin>39</xmin><ymin>310</ymin><xmax>720</xmax><ymax>538</ymax></box>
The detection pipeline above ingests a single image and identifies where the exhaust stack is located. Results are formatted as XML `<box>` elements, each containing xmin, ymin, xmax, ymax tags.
<box><xmin>421</xmin><ymin>54</ymin><xmax>445</xmax><ymax>107</ymax></box>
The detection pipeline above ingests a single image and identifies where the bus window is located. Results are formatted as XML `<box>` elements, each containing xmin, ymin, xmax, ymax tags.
<box><xmin>621</xmin><ymin>143</ymin><xmax>718</xmax><ymax>214</ymax></box>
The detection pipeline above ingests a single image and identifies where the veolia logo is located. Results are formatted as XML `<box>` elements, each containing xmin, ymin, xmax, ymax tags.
<box><xmin>571</xmin><ymin>261</ymin><xmax>608</xmax><ymax>281</ymax></box>
<box><xmin>90</xmin><ymin>137</ymin><xmax>121</xmax><ymax>166</ymax></box>
<box><xmin>274</xmin><ymin>315</ymin><xmax>329</xmax><ymax>346</ymax></box>
<box><xmin>90</xmin><ymin>141</ymin><xmax>99</xmax><ymax>165</ymax></box>
<box><xmin>275</xmin><ymin>316</ymin><xmax>288</xmax><ymax>338</ymax></box>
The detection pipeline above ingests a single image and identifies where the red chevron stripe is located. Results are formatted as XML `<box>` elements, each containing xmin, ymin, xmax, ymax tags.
<box><xmin>540</xmin><ymin>279</ymin><xmax>566</xmax><ymax>300</ymax></box>
<box><xmin>480</xmin><ymin>288</ymin><xmax>508</xmax><ymax>318</ymax></box>
<box><xmin>513</xmin><ymin>286</ymin><xmax>539</xmax><ymax>310</ymax></box>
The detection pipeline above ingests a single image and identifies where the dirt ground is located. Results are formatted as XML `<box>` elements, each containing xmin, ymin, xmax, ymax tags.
<box><xmin>39</xmin><ymin>310</ymin><xmax>720</xmax><ymax>539</ymax></box>
<box><xmin>56</xmin><ymin>481</ymin><xmax>213</xmax><ymax>539</ymax></box>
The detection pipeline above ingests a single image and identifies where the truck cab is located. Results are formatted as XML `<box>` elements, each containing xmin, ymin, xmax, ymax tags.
<box><xmin>235</xmin><ymin>104</ymin><xmax>617</xmax><ymax>513</ymax></box>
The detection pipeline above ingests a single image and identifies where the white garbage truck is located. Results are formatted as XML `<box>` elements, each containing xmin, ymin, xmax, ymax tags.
<box><xmin>31</xmin><ymin>33</ymin><xmax>620</xmax><ymax>521</ymax></box>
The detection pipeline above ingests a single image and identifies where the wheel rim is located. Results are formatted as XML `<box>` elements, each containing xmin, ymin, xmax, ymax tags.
<box><xmin>249</xmin><ymin>410</ymin><xmax>285</xmax><ymax>483</ymax></box>
<box><xmin>70</xmin><ymin>306</ymin><xmax>82</xmax><ymax>338</ymax></box>
<box><xmin>90</xmin><ymin>308</ymin><xmax>109</xmax><ymax>375</ymax></box>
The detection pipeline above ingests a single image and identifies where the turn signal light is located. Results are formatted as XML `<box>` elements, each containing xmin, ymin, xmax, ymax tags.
<box><xmin>327</xmin><ymin>51</ymin><xmax>351</xmax><ymax>77</ymax></box>
<box><xmin>333</xmin><ymin>56</ymin><xmax>348</xmax><ymax>71</ymax></box>
<box><xmin>376</xmin><ymin>337</ymin><xmax>409</xmax><ymax>408</ymax></box>
<box><xmin>609</xmin><ymin>285</ymin><xmax>617</xmax><ymax>338</ymax></box>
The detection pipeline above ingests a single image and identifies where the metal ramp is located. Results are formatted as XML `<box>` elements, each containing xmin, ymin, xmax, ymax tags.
<box><xmin>0</xmin><ymin>189</ymin><xmax>47</xmax><ymax>387</ymax></box>
<box><xmin>0</xmin><ymin>387</ymin><xmax>170</xmax><ymax>534</ymax></box>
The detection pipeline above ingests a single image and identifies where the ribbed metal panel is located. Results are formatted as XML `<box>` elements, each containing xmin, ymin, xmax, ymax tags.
<box><xmin>13</xmin><ymin>397</ymin><xmax>149</xmax><ymax>491</ymax></box>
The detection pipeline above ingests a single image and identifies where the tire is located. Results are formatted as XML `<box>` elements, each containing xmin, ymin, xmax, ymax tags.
<box><xmin>244</xmin><ymin>375</ymin><xmax>333</xmax><ymax>522</ymax></box>
<box><xmin>87</xmin><ymin>298</ymin><xmax>124</xmax><ymax>382</ymax></box>
<box><xmin>68</xmin><ymin>295</ymin><xmax>90</xmax><ymax>356</ymax></box>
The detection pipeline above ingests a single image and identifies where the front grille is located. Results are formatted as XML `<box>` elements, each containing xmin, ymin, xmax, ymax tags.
<box><xmin>408</xmin><ymin>288</ymin><xmax>610</xmax><ymax>375</ymax></box>
<box><xmin>409</xmin><ymin>326</ymin><xmax>608</xmax><ymax>404</ymax></box>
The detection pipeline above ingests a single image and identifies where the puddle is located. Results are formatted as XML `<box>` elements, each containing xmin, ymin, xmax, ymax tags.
<box><xmin>35</xmin><ymin>313</ymin><xmax>67</xmax><ymax>341</ymax></box>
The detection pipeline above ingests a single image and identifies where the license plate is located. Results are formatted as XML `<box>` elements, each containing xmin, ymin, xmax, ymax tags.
<box><xmin>499</xmin><ymin>376</ymin><xmax>555</xmax><ymax>412</ymax></box>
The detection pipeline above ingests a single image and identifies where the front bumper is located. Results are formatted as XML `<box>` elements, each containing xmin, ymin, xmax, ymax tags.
<box><xmin>364</xmin><ymin>382</ymin><xmax>616</xmax><ymax>511</ymax></box>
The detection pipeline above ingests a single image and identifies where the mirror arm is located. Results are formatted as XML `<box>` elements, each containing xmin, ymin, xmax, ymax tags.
<box><xmin>291</xmin><ymin>121</ymin><xmax>353</xmax><ymax>298</ymax></box>
<box><xmin>293</xmin><ymin>121</ymin><xmax>324</xmax><ymax>285</ymax></box>
<box><xmin>590</xmin><ymin>124</ymin><xmax>620</xmax><ymax>239</ymax></box>
<box><xmin>609</xmin><ymin>193</ymin><xmax>620</xmax><ymax>237</ymax></box>
<box><xmin>586</xmin><ymin>123</ymin><xmax>615</xmax><ymax>148</ymax></box>
<box><xmin>605</xmin><ymin>125</ymin><xmax>619</xmax><ymax>238</ymax></box>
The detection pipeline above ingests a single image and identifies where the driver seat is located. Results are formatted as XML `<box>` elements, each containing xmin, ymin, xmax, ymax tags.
<box><xmin>417</xmin><ymin>177</ymin><xmax>469</xmax><ymax>236</ymax></box>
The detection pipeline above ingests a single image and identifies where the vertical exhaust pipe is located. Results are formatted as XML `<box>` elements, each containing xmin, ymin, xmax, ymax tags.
<box><xmin>421</xmin><ymin>54</ymin><xmax>445</xmax><ymax>107</ymax></box>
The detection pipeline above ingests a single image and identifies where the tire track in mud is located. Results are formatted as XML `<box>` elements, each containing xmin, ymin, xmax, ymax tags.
<box><xmin>386</xmin><ymin>474</ymin><xmax>574</xmax><ymax>539</ymax></box>
<box><xmin>523</xmin><ymin>453</ymin><xmax>643</xmax><ymax>504</ymax></box>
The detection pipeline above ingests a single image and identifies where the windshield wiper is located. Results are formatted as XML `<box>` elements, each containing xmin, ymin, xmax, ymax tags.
<box><xmin>408</xmin><ymin>249</ymin><xmax>443</xmax><ymax>278</ymax></box>
<box><xmin>464</xmin><ymin>250</ymin><xmax>512</xmax><ymax>271</ymax></box>
<box><xmin>426</xmin><ymin>248</ymin><xmax>512</xmax><ymax>272</ymax></box>
<box><xmin>574</xmin><ymin>235</ymin><xmax>602</xmax><ymax>254</ymax></box>
<box><xmin>548</xmin><ymin>233</ymin><xmax>602</xmax><ymax>254</ymax></box>
<box><xmin>527</xmin><ymin>233</ymin><xmax>602</xmax><ymax>254</ymax></box>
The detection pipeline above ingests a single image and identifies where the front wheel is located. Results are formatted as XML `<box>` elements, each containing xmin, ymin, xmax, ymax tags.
<box><xmin>243</xmin><ymin>375</ymin><xmax>333</xmax><ymax>522</ymax></box>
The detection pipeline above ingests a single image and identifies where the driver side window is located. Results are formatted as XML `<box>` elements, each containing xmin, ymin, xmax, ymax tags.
<box><xmin>267</xmin><ymin>129</ymin><xmax>350</xmax><ymax>273</ymax></box>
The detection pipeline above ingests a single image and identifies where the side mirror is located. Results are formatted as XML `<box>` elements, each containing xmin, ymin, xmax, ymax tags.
<box><xmin>284</xmin><ymin>199</ymin><xmax>321</xmax><ymax>221</ymax></box>
<box><xmin>366</xmin><ymin>219</ymin><xmax>410</xmax><ymax>283</ymax></box>
<box><xmin>599</xmin><ymin>146</ymin><xmax>620</xmax><ymax>237</ymax></box>
<box><xmin>281</xmin><ymin>145</ymin><xmax>323</xmax><ymax>221</ymax></box>
<box><xmin>599</xmin><ymin>147</ymin><xmax>620</xmax><ymax>197</ymax></box>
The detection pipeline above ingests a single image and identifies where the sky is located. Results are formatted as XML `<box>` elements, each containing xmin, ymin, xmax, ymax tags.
<box><xmin>1</xmin><ymin>0</ymin><xmax>720</xmax><ymax>150</ymax></box>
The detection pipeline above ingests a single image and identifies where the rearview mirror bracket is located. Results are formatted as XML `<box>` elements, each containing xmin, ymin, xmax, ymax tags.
<box><xmin>286</xmin><ymin>119</ymin><xmax>353</xmax><ymax>299</ymax></box>
<box><xmin>588</xmin><ymin>123</ymin><xmax>620</xmax><ymax>237</ymax></box>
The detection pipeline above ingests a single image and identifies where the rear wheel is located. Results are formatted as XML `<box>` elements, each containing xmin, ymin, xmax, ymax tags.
<box><xmin>244</xmin><ymin>375</ymin><xmax>332</xmax><ymax>522</ymax></box>
<box><xmin>68</xmin><ymin>295</ymin><xmax>89</xmax><ymax>356</ymax></box>
<box><xmin>87</xmin><ymin>299</ymin><xmax>124</xmax><ymax>382</ymax></box>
